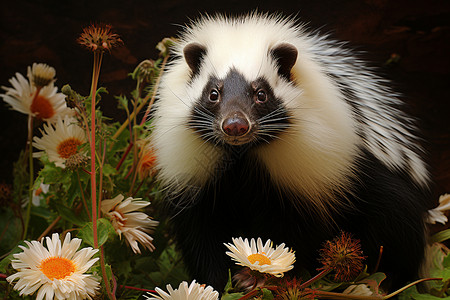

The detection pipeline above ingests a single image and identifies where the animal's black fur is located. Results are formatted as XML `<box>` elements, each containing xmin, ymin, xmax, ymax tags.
<box><xmin>167</xmin><ymin>147</ymin><xmax>431</xmax><ymax>290</ymax></box>
<box><xmin>164</xmin><ymin>69</ymin><xmax>432</xmax><ymax>291</ymax></box>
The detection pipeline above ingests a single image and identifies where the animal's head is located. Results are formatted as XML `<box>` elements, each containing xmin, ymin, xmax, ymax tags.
<box><xmin>184</xmin><ymin>41</ymin><xmax>298</xmax><ymax>148</ymax></box>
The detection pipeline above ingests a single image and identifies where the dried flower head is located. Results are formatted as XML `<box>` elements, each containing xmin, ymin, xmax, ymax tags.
<box><xmin>27</xmin><ymin>63</ymin><xmax>56</xmax><ymax>88</ymax></box>
<box><xmin>275</xmin><ymin>278</ymin><xmax>316</xmax><ymax>300</ymax></box>
<box><xmin>65</xmin><ymin>153</ymin><xmax>89</xmax><ymax>171</ymax></box>
<box><xmin>317</xmin><ymin>231</ymin><xmax>365</xmax><ymax>282</ymax></box>
<box><xmin>77</xmin><ymin>24</ymin><xmax>123</xmax><ymax>53</ymax></box>
<box><xmin>232</xmin><ymin>267</ymin><xmax>269</xmax><ymax>293</ymax></box>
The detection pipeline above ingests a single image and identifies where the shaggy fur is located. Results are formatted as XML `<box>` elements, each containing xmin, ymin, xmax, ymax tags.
<box><xmin>150</xmin><ymin>13</ymin><xmax>432</xmax><ymax>291</ymax></box>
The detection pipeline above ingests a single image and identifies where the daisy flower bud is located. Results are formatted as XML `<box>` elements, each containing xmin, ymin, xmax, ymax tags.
<box><xmin>27</xmin><ymin>63</ymin><xmax>56</xmax><ymax>88</ymax></box>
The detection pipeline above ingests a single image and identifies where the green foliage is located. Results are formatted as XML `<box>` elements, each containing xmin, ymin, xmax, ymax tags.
<box><xmin>78</xmin><ymin>218</ymin><xmax>116</xmax><ymax>247</ymax></box>
<box><xmin>0</xmin><ymin>38</ymin><xmax>187</xmax><ymax>299</ymax></box>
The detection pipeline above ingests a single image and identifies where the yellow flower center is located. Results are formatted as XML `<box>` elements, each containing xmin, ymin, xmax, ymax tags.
<box><xmin>57</xmin><ymin>138</ymin><xmax>83</xmax><ymax>159</ymax></box>
<box><xmin>248</xmin><ymin>253</ymin><xmax>272</xmax><ymax>265</ymax></box>
<box><xmin>30</xmin><ymin>94</ymin><xmax>55</xmax><ymax>119</ymax></box>
<box><xmin>39</xmin><ymin>256</ymin><xmax>76</xmax><ymax>280</ymax></box>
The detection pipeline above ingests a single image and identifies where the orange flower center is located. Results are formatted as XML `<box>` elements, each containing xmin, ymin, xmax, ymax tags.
<box><xmin>248</xmin><ymin>253</ymin><xmax>272</xmax><ymax>266</ymax></box>
<box><xmin>30</xmin><ymin>94</ymin><xmax>55</xmax><ymax>119</ymax></box>
<box><xmin>39</xmin><ymin>256</ymin><xmax>76</xmax><ymax>280</ymax></box>
<box><xmin>57</xmin><ymin>138</ymin><xmax>83</xmax><ymax>159</ymax></box>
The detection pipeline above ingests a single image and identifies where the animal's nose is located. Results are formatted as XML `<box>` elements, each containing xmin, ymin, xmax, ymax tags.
<box><xmin>222</xmin><ymin>114</ymin><xmax>250</xmax><ymax>136</ymax></box>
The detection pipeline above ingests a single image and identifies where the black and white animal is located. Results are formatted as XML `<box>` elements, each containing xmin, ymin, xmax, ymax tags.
<box><xmin>151</xmin><ymin>13</ymin><xmax>432</xmax><ymax>290</ymax></box>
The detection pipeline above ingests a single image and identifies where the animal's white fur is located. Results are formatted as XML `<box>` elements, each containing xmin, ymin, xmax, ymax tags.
<box><xmin>151</xmin><ymin>13</ymin><xmax>429</xmax><ymax>206</ymax></box>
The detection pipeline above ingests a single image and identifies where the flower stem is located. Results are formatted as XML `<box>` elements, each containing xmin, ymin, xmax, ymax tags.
<box><xmin>382</xmin><ymin>278</ymin><xmax>443</xmax><ymax>299</ymax></box>
<box><xmin>89</xmin><ymin>51</ymin><xmax>102</xmax><ymax>250</ymax></box>
<box><xmin>100</xmin><ymin>246</ymin><xmax>116</xmax><ymax>299</ymax></box>
<box><xmin>119</xmin><ymin>285</ymin><xmax>156</xmax><ymax>293</ymax></box>
<box><xmin>115</xmin><ymin>142</ymin><xmax>133</xmax><ymax>170</ymax></box>
<box><xmin>110</xmin><ymin>55</ymin><xmax>169</xmax><ymax>145</ymax></box>
<box><xmin>139</xmin><ymin>55</ymin><xmax>169</xmax><ymax>126</ymax></box>
<box><xmin>38</xmin><ymin>216</ymin><xmax>61</xmax><ymax>241</ymax></box>
<box><xmin>76</xmin><ymin>170</ymin><xmax>91</xmax><ymax>219</ymax></box>
<box><xmin>299</xmin><ymin>268</ymin><xmax>332</xmax><ymax>289</ymax></box>
<box><xmin>313</xmin><ymin>289</ymin><xmax>382</xmax><ymax>299</ymax></box>
<box><xmin>22</xmin><ymin>90</ymin><xmax>39</xmax><ymax>239</ymax></box>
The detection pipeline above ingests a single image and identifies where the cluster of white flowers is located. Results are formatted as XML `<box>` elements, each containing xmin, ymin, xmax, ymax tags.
<box><xmin>1</xmin><ymin>63</ymin><xmax>86</xmax><ymax>169</ymax></box>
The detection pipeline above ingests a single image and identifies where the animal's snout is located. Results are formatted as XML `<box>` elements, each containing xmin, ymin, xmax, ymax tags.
<box><xmin>221</xmin><ymin>113</ymin><xmax>250</xmax><ymax>137</ymax></box>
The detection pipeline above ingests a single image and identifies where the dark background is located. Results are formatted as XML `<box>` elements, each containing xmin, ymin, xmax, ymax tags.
<box><xmin>1</xmin><ymin>0</ymin><xmax>449</xmax><ymax>199</ymax></box>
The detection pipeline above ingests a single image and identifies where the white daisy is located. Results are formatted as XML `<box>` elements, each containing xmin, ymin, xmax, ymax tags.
<box><xmin>427</xmin><ymin>194</ymin><xmax>450</xmax><ymax>225</ymax></box>
<box><xmin>145</xmin><ymin>280</ymin><xmax>219</xmax><ymax>300</ymax></box>
<box><xmin>101</xmin><ymin>194</ymin><xmax>159</xmax><ymax>254</ymax></box>
<box><xmin>7</xmin><ymin>232</ymin><xmax>100</xmax><ymax>300</ymax></box>
<box><xmin>224</xmin><ymin>237</ymin><xmax>295</xmax><ymax>277</ymax></box>
<box><xmin>1</xmin><ymin>64</ymin><xmax>72</xmax><ymax>121</ymax></box>
<box><xmin>33</xmin><ymin>116</ymin><xmax>87</xmax><ymax>168</ymax></box>
<box><xmin>32</xmin><ymin>183</ymin><xmax>50</xmax><ymax>206</ymax></box>
<box><xmin>21</xmin><ymin>182</ymin><xmax>50</xmax><ymax>208</ymax></box>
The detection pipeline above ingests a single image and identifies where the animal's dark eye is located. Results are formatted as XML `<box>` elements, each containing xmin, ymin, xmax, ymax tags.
<box><xmin>256</xmin><ymin>90</ymin><xmax>267</xmax><ymax>103</ymax></box>
<box><xmin>209</xmin><ymin>89</ymin><xmax>219</xmax><ymax>102</ymax></box>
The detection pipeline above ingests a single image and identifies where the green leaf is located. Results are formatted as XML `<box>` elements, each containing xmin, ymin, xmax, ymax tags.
<box><xmin>442</xmin><ymin>269</ymin><xmax>450</xmax><ymax>281</ymax></box>
<box><xmin>102</xmin><ymin>163</ymin><xmax>117</xmax><ymax>177</ymax></box>
<box><xmin>261</xmin><ymin>288</ymin><xmax>274</xmax><ymax>300</ymax></box>
<box><xmin>221</xmin><ymin>293</ymin><xmax>245</xmax><ymax>300</ymax></box>
<box><xmin>116</xmin><ymin>95</ymin><xmax>129</xmax><ymax>111</ymax></box>
<box><xmin>144</xmin><ymin>244</ymin><xmax>189</xmax><ymax>289</ymax></box>
<box><xmin>431</xmin><ymin>229</ymin><xmax>450</xmax><ymax>243</ymax></box>
<box><xmin>97</xmin><ymin>218</ymin><xmax>116</xmax><ymax>246</ymax></box>
<box><xmin>443</xmin><ymin>252</ymin><xmax>450</xmax><ymax>269</ymax></box>
<box><xmin>399</xmin><ymin>285</ymin><xmax>450</xmax><ymax>300</ymax></box>
<box><xmin>55</xmin><ymin>204</ymin><xmax>86</xmax><ymax>226</ymax></box>
<box><xmin>221</xmin><ymin>270</ymin><xmax>244</xmax><ymax>300</ymax></box>
<box><xmin>78</xmin><ymin>218</ymin><xmax>116</xmax><ymax>247</ymax></box>
<box><xmin>223</xmin><ymin>269</ymin><xmax>234</xmax><ymax>293</ymax></box>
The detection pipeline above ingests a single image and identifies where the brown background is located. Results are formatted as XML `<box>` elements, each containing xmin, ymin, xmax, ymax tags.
<box><xmin>1</xmin><ymin>0</ymin><xmax>449</xmax><ymax>200</ymax></box>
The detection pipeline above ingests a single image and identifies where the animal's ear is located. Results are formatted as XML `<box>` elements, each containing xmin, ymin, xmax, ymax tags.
<box><xmin>270</xmin><ymin>43</ymin><xmax>298</xmax><ymax>81</ymax></box>
<box><xmin>183</xmin><ymin>42</ymin><xmax>207</xmax><ymax>76</ymax></box>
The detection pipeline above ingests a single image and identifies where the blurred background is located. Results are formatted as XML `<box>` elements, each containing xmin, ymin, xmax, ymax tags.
<box><xmin>1</xmin><ymin>0</ymin><xmax>449</xmax><ymax>199</ymax></box>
